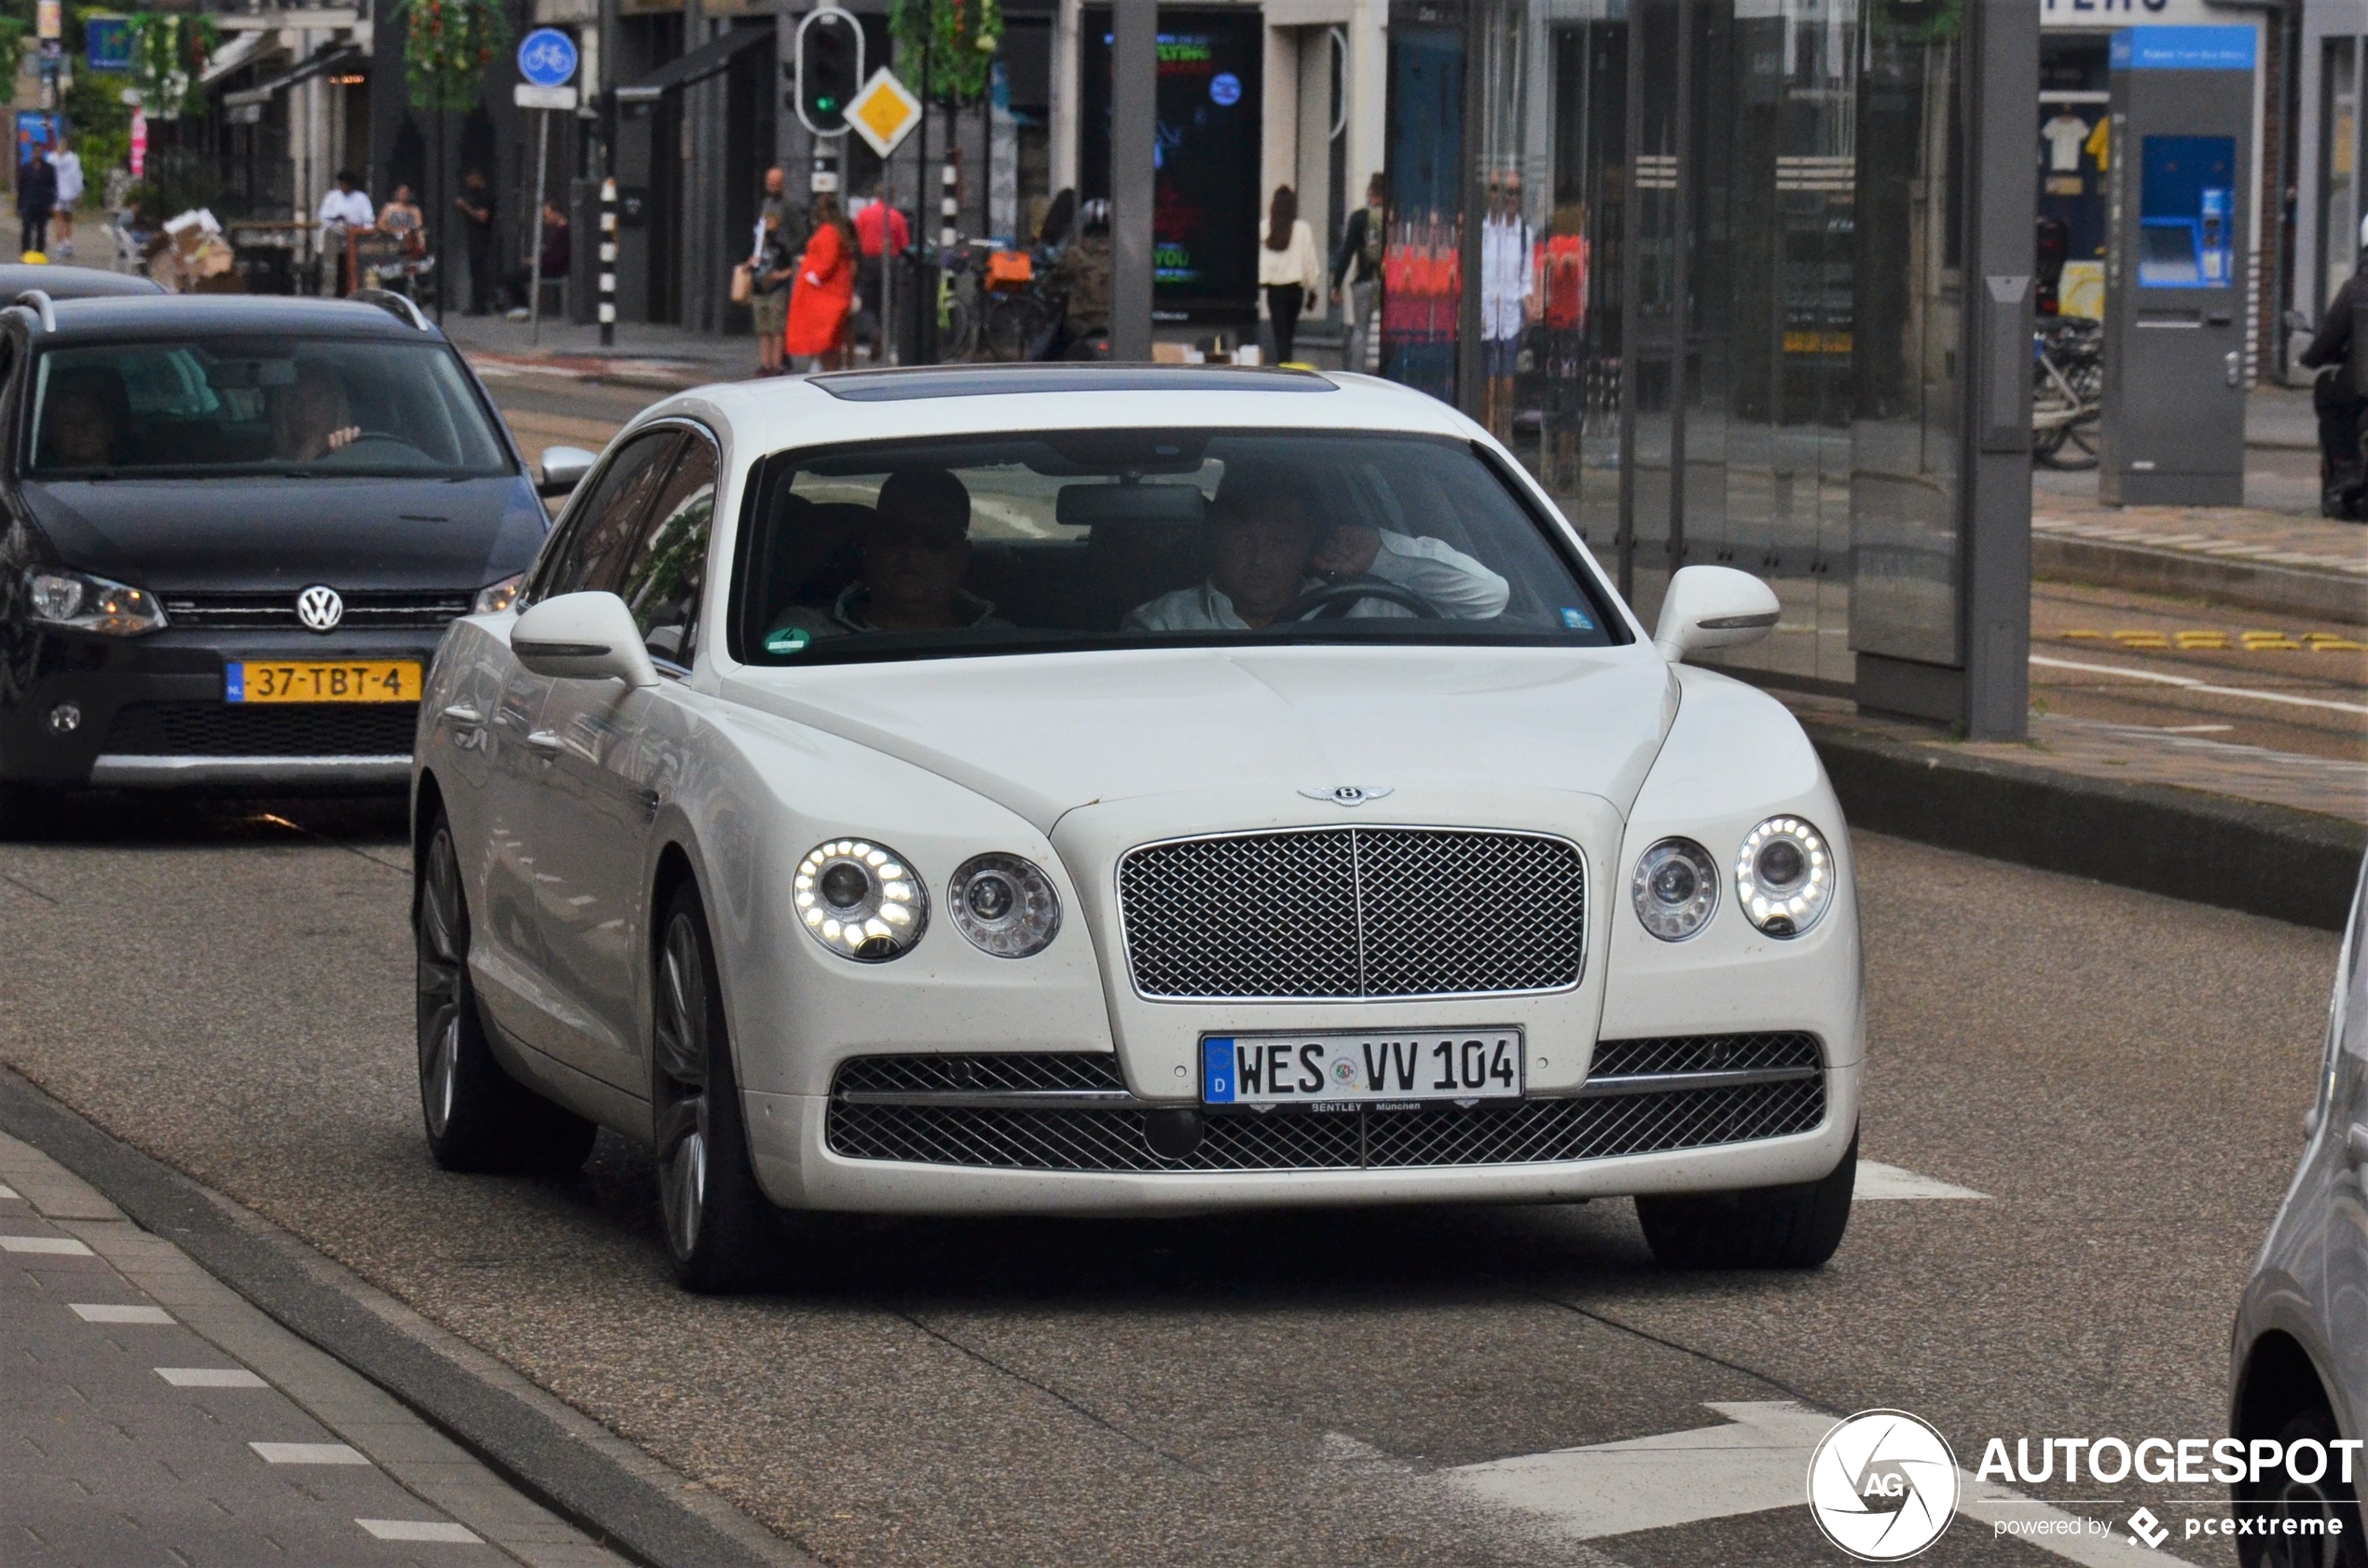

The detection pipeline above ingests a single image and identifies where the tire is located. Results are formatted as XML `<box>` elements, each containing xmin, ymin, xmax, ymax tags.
<box><xmin>415</xmin><ymin>812</ymin><xmax>598</xmax><ymax>1175</ymax></box>
<box><xmin>650</xmin><ymin>881</ymin><xmax>776</xmax><ymax>1293</ymax></box>
<box><xmin>1635</xmin><ymin>1128</ymin><xmax>1856</xmax><ymax>1270</ymax></box>
<box><xmin>2238</xmin><ymin>1409</ymin><xmax>2368</xmax><ymax>1568</ymax></box>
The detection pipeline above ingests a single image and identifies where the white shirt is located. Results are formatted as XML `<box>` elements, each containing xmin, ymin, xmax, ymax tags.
<box><xmin>2041</xmin><ymin>115</ymin><xmax>2090</xmax><ymax>173</ymax></box>
<box><xmin>1257</xmin><ymin>218</ymin><xmax>1323</xmax><ymax>292</ymax></box>
<box><xmin>1481</xmin><ymin>214</ymin><xmax>1535</xmax><ymax>341</ymax></box>
<box><xmin>1122</xmin><ymin>530</ymin><xmax>1511</xmax><ymax>632</ymax></box>
<box><xmin>317</xmin><ymin>187</ymin><xmax>375</xmax><ymax>228</ymax></box>
<box><xmin>48</xmin><ymin>151</ymin><xmax>81</xmax><ymax>205</ymax></box>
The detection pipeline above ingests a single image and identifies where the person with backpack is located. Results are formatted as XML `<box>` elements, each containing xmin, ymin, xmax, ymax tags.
<box><xmin>1330</xmin><ymin>173</ymin><xmax>1385</xmax><ymax>375</ymax></box>
<box><xmin>16</xmin><ymin>147</ymin><xmax>57</xmax><ymax>259</ymax></box>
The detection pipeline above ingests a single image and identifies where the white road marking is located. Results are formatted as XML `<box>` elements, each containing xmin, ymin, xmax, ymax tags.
<box><xmin>251</xmin><ymin>1441</ymin><xmax>371</xmax><ymax>1465</ymax></box>
<box><xmin>2030</xmin><ymin>653</ymin><xmax>2368</xmax><ymax>716</ymax></box>
<box><xmin>157</xmin><ymin>1368</ymin><xmax>268</xmax><ymax>1388</ymax></box>
<box><xmin>1452</xmin><ymin>1402</ymin><xmax>2200</xmax><ymax>1566</ymax></box>
<box><xmin>0</xmin><ymin>1182</ymin><xmax>19</xmax><ymax>1199</ymax></box>
<box><xmin>357</xmin><ymin>1520</ymin><xmax>484</xmax><ymax>1543</ymax></box>
<box><xmin>1</xmin><ymin>1234</ymin><xmax>92</xmax><ymax>1254</ymax></box>
<box><xmin>1855</xmin><ymin>1162</ymin><xmax>1989</xmax><ymax>1201</ymax></box>
<box><xmin>70</xmin><ymin>1302</ymin><xmax>172</xmax><ymax>1323</ymax></box>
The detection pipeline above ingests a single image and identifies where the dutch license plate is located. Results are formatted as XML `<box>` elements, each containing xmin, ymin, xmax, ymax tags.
<box><xmin>226</xmin><ymin>661</ymin><xmax>421</xmax><ymax>703</ymax></box>
<box><xmin>1201</xmin><ymin>1030</ymin><xmax>1523</xmax><ymax>1108</ymax></box>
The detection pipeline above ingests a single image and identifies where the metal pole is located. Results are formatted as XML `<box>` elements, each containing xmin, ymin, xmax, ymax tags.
<box><xmin>1614</xmin><ymin>4</ymin><xmax>1643</xmax><ymax>601</ymax></box>
<box><xmin>882</xmin><ymin>159</ymin><xmax>896</xmax><ymax>364</ymax></box>
<box><xmin>599</xmin><ymin>175</ymin><xmax>617</xmax><ymax>345</ymax></box>
<box><xmin>529</xmin><ymin>108</ymin><xmax>551</xmax><ymax>346</ymax></box>
<box><xmin>1665</xmin><ymin>0</ymin><xmax>1692</xmax><ymax>580</ymax></box>
<box><xmin>1108</xmin><ymin>0</ymin><xmax>1155</xmax><ymax>360</ymax></box>
<box><xmin>434</xmin><ymin>103</ymin><xmax>448</xmax><ymax>324</ymax></box>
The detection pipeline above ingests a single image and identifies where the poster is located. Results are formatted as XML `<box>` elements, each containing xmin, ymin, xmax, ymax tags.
<box><xmin>15</xmin><ymin>111</ymin><xmax>62</xmax><ymax>173</ymax></box>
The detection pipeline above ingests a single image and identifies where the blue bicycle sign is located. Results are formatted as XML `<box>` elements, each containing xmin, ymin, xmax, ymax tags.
<box><xmin>517</xmin><ymin>28</ymin><xmax>578</xmax><ymax>88</ymax></box>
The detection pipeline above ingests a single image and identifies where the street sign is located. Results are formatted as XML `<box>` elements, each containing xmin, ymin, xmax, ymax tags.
<box><xmin>85</xmin><ymin>14</ymin><xmax>130</xmax><ymax>72</ymax></box>
<box><xmin>516</xmin><ymin>27</ymin><xmax>578</xmax><ymax>89</ymax></box>
<box><xmin>514</xmin><ymin>83</ymin><xmax>578</xmax><ymax>111</ymax></box>
<box><xmin>35</xmin><ymin>1</ymin><xmax>60</xmax><ymax>42</ymax></box>
<box><xmin>846</xmin><ymin>68</ymin><xmax>920</xmax><ymax>158</ymax></box>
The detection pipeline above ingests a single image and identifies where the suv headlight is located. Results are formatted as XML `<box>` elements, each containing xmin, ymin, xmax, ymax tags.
<box><xmin>473</xmin><ymin>573</ymin><xmax>524</xmax><ymax>615</ymax></box>
<box><xmin>795</xmin><ymin>839</ymin><xmax>928</xmax><ymax>961</ymax></box>
<box><xmin>1736</xmin><ymin>816</ymin><xmax>1833</xmax><ymax>937</ymax></box>
<box><xmin>27</xmin><ymin>569</ymin><xmax>168</xmax><ymax>636</ymax></box>
<box><xmin>1631</xmin><ymin>838</ymin><xmax>1719</xmax><ymax>941</ymax></box>
<box><xmin>948</xmin><ymin>853</ymin><xmax>1062</xmax><ymax>957</ymax></box>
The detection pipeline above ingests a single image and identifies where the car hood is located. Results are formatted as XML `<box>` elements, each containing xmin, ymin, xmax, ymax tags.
<box><xmin>723</xmin><ymin>644</ymin><xmax>1678</xmax><ymax>833</ymax></box>
<box><xmin>16</xmin><ymin>475</ymin><xmax>547</xmax><ymax>592</ymax></box>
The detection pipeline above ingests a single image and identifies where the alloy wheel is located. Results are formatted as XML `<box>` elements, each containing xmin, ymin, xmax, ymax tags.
<box><xmin>417</xmin><ymin>828</ymin><xmax>467</xmax><ymax>1138</ymax></box>
<box><xmin>654</xmin><ymin>912</ymin><xmax>712</xmax><ymax>1262</ymax></box>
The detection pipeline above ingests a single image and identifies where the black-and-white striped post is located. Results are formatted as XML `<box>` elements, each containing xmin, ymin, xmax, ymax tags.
<box><xmin>939</xmin><ymin>158</ymin><xmax>957</xmax><ymax>249</ymax></box>
<box><xmin>599</xmin><ymin>176</ymin><xmax>618</xmax><ymax>347</ymax></box>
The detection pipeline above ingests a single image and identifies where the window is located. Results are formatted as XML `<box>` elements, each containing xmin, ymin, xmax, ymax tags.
<box><xmin>732</xmin><ymin>428</ymin><xmax>1620</xmax><ymax>665</ymax></box>
<box><xmin>25</xmin><ymin>337</ymin><xmax>513</xmax><ymax>478</ymax></box>
<box><xmin>616</xmin><ymin>435</ymin><xmax>718</xmax><ymax>669</ymax></box>
<box><xmin>530</xmin><ymin>431</ymin><xmax>681</xmax><ymax>601</ymax></box>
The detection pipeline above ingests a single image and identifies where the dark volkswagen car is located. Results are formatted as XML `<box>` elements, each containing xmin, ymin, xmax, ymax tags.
<box><xmin>0</xmin><ymin>291</ymin><xmax>571</xmax><ymax>806</ymax></box>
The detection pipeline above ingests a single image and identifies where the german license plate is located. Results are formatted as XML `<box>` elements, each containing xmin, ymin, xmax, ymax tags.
<box><xmin>226</xmin><ymin>660</ymin><xmax>421</xmax><ymax>703</ymax></box>
<box><xmin>1201</xmin><ymin>1030</ymin><xmax>1523</xmax><ymax>1108</ymax></box>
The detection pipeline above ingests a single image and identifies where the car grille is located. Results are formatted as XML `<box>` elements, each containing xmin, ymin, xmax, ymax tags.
<box><xmin>822</xmin><ymin>1034</ymin><xmax>1824</xmax><ymax>1173</ymax></box>
<box><xmin>104</xmin><ymin>701</ymin><xmax>419</xmax><ymax>757</ymax></box>
<box><xmin>1117</xmin><ymin>828</ymin><xmax>1587</xmax><ymax>1000</ymax></box>
<box><xmin>158</xmin><ymin>590</ymin><xmax>474</xmax><ymax>630</ymax></box>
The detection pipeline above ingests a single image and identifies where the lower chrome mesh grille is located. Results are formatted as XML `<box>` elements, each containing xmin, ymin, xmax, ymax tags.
<box><xmin>104</xmin><ymin>701</ymin><xmax>420</xmax><ymax>757</ymax></box>
<box><xmin>823</xmin><ymin>1038</ymin><xmax>1826</xmax><ymax>1173</ymax></box>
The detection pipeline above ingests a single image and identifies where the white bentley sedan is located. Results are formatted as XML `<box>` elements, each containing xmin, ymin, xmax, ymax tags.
<box><xmin>412</xmin><ymin>364</ymin><xmax>1862</xmax><ymax>1291</ymax></box>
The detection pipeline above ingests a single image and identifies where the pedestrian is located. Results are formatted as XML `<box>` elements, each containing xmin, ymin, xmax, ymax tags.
<box><xmin>1480</xmin><ymin>172</ymin><xmax>1536</xmax><ymax>437</ymax></box>
<box><xmin>852</xmin><ymin>182</ymin><xmax>909</xmax><ymax>361</ymax></box>
<box><xmin>315</xmin><ymin>170</ymin><xmax>375</xmax><ymax>296</ymax></box>
<box><xmin>1053</xmin><ymin>198</ymin><xmax>1111</xmax><ymax>359</ymax></box>
<box><xmin>47</xmin><ymin>138</ymin><xmax>81</xmax><ymax>259</ymax></box>
<box><xmin>500</xmin><ymin>202</ymin><xmax>571</xmax><ymax>318</ymax></box>
<box><xmin>1257</xmin><ymin>186</ymin><xmax>1322</xmax><ymax>366</ymax></box>
<box><xmin>1330</xmin><ymin>172</ymin><xmax>1384</xmax><ymax>375</ymax></box>
<box><xmin>749</xmin><ymin>208</ymin><xmax>796</xmax><ymax>376</ymax></box>
<box><xmin>759</xmin><ymin>164</ymin><xmax>790</xmax><ymax>231</ymax></box>
<box><xmin>453</xmin><ymin>170</ymin><xmax>496</xmax><ymax>315</ymax></box>
<box><xmin>2301</xmin><ymin>213</ymin><xmax>2368</xmax><ymax>521</ymax></box>
<box><xmin>16</xmin><ymin>145</ymin><xmax>57</xmax><ymax>260</ymax></box>
<box><xmin>784</xmin><ymin>192</ymin><xmax>856</xmax><ymax>371</ymax></box>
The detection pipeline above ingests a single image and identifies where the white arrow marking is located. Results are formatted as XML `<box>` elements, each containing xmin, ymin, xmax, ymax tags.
<box><xmin>1855</xmin><ymin>1161</ymin><xmax>1989</xmax><ymax>1200</ymax></box>
<box><xmin>1450</xmin><ymin>1403</ymin><xmax>2200</xmax><ymax>1566</ymax></box>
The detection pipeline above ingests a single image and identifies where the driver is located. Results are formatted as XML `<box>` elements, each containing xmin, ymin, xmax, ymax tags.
<box><xmin>1122</xmin><ymin>467</ymin><xmax>1508</xmax><ymax>631</ymax></box>
<box><xmin>40</xmin><ymin>389</ymin><xmax>119</xmax><ymax>469</ymax></box>
<box><xmin>769</xmin><ymin>467</ymin><xmax>1010</xmax><ymax>638</ymax></box>
<box><xmin>270</xmin><ymin>363</ymin><xmax>364</xmax><ymax>462</ymax></box>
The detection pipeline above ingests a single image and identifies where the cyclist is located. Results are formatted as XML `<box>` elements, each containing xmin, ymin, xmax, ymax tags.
<box><xmin>2298</xmin><ymin>214</ymin><xmax>2368</xmax><ymax>521</ymax></box>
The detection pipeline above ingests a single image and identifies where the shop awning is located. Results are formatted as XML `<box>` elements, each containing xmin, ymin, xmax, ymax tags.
<box><xmin>199</xmin><ymin>31</ymin><xmax>270</xmax><ymax>87</ymax></box>
<box><xmin>614</xmin><ymin>23</ymin><xmax>771</xmax><ymax>103</ymax></box>
<box><xmin>223</xmin><ymin>43</ymin><xmax>365</xmax><ymax>107</ymax></box>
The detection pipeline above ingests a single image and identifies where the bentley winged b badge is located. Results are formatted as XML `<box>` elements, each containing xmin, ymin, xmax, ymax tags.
<box><xmin>1299</xmin><ymin>786</ymin><xmax>1395</xmax><ymax>807</ymax></box>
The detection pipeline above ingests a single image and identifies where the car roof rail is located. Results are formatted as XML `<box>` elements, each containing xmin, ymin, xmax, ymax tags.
<box><xmin>11</xmin><ymin>289</ymin><xmax>56</xmax><ymax>333</ymax></box>
<box><xmin>351</xmin><ymin>288</ymin><xmax>433</xmax><ymax>333</ymax></box>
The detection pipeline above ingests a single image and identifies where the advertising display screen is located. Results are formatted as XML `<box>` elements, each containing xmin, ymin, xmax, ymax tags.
<box><xmin>2137</xmin><ymin>133</ymin><xmax>2236</xmax><ymax>288</ymax></box>
<box><xmin>1081</xmin><ymin>8</ymin><xmax>1261</xmax><ymax>319</ymax></box>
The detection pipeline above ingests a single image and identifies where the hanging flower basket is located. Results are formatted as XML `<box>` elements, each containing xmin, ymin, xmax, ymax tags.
<box><xmin>395</xmin><ymin>0</ymin><xmax>511</xmax><ymax>113</ymax></box>
<box><xmin>890</xmin><ymin>0</ymin><xmax>1001</xmax><ymax>107</ymax></box>
<box><xmin>125</xmin><ymin>13</ymin><xmax>220</xmax><ymax>121</ymax></box>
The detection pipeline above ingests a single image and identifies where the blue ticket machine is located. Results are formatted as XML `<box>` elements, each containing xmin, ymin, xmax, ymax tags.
<box><xmin>2100</xmin><ymin>26</ymin><xmax>2255</xmax><ymax>506</ymax></box>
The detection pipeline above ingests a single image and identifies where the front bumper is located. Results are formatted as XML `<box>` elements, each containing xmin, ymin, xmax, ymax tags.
<box><xmin>1</xmin><ymin>626</ymin><xmax>442</xmax><ymax>789</ymax></box>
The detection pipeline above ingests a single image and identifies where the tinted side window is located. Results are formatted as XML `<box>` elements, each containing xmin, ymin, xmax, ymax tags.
<box><xmin>616</xmin><ymin>434</ymin><xmax>718</xmax><ymax>669</ymax></box>
<box><xmin>530</xmin><ymin>431</ymin><xmax>681</xmax><ymax>600</ymax></box>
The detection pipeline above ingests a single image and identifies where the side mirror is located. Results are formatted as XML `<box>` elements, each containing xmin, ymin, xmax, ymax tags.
<box><xmin>538</xmin><ymin>446</ymin><xmax>597</xmax><ymax>499</ymax></box>
<box><xmin>1652</xmin><ymin>565</ymin><xmax>1781</xmax><ymax>663</ymax></box>
<box><xmin>510</xmin><ymin>591</ymin><xmax>659</xmax><ymax>688</ymax></box>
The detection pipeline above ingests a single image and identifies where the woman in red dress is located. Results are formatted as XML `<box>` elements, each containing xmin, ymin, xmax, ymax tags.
<box><xmin>784</xmin><ymin>194</ymin><xmax>856</xmax><ymax>370</ymax></box>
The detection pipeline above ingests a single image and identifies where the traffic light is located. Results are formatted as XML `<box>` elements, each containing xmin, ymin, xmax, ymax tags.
<box><xmin>793</xmin><ymin>8</ymin><xmax>862</xmax><ymax>136</ymax></box>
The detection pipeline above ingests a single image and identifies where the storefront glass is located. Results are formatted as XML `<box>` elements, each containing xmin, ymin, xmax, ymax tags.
<box><xmin>1383</xmin><ymin>0</ymin><xmax>1967</xmax><ymax>689</ymax></box>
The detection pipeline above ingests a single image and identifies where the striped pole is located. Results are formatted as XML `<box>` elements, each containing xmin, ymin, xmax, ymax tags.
<box><xmin>599</xmin><ymin>177</ymin><xmax>618</xmax><ymax>347</ymax></box>
<box><xmin>939</xmin><ymin>158</ymin><xmax>957</xmax><ymax>249</ymax></box>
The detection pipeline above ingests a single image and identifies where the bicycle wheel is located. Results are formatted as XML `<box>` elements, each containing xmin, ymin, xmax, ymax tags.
<box><xmin>983</xmin><ymin>295</ymin><xmax>1052</xmax><ymax>363</ymax></box>
<box><xmin>940</xmin><ymin>295</ymin><xmax>979</xmax><ymax>363</ymax></box>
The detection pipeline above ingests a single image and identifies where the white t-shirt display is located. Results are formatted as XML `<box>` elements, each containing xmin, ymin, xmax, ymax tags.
<box><xmin>2041</xmin><ymin>114</ymin><xmax>2091</xmax><ymax>173</ymax></box>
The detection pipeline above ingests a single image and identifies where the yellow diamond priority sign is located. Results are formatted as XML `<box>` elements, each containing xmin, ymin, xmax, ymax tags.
<box><xmin>847</xmin><ymin>69</ymin><xmax>922</xmax><ymax>158</ymax></box>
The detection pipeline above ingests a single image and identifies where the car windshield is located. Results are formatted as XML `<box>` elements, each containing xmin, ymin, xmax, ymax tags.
<box><xmin>732</xmin><ymin>430</ymin><xmax>1620</xmax><ymax>663</ymax></box>
<box><xmin>25</xmin><ymin>337</ymin><xmax>514</xmax><ymax>479</ymax></box>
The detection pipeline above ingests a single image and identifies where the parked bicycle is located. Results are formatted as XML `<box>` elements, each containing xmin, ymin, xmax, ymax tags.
<box><xmin>937</xmin><ymin>241</ymin><xmax>1067</xmax><ymax>364</ymax></box>
<box><xmin>2032</xmin><ymin>315</ymin><xmax>2103</xmax><ymax>470</ymax></box>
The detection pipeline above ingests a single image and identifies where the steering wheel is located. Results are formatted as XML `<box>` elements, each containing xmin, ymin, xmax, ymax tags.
<box><xmin>322</xmin><ymin>433</ymin><xmax>430</xmax><ymax>462</ymax></box>
<box><xmin>1282</xmin><ymin>575</ymin><xmax>1441</xmax><ymax>622</ymax></box>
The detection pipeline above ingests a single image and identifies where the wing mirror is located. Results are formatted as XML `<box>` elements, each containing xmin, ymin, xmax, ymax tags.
<box><xmin>538</xmin><ymin>446</ymin><xmax>597</xmax><ymax>499</ymax></box>
<box><xmin>510</xmin><ymin>592</ymin><xmax>659</xmax><ymax>688</ymax></box>
<box><xmin>1652</xmin><ymin>565</ymin><xmax>1781</xmax><ymax>663</ymax></box>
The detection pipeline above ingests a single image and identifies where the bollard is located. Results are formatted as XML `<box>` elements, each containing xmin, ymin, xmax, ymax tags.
<box><xmin>599</xmin><ymin>177</ymin><xmax>618</xmax><ymax>347</ymax></box>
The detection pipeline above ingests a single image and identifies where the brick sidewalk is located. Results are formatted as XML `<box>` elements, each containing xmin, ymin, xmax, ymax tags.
<box><xmin>2031</xmin><ymin>488</ymin><xmax>2367</xmax><ymax>584</ymax></box>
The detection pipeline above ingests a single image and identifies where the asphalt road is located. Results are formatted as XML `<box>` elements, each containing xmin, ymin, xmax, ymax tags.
<box><xmin>0</xmin><ymin>786</ymin><xmax>2339</xmax><ymax>1568</ymax></box>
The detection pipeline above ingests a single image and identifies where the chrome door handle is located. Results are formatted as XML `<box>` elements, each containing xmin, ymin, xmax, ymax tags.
<box><xmin>525</xmin><ymin>730</ymin><xmax>563</xmax><ymax>756</ymax></box>
<box><xmin>2347</xmin><ymin>1123</ymin><xmax>2368</xmax><ymax>1167</ymax></box>
<box><xmin>441</xmin><ymin>704</ymin><xmax>485</xmax><ymax>726</ymax></box>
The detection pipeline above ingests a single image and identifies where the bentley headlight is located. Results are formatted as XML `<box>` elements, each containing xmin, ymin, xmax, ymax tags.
<box><xmin>1735</xmin><ymin>816</ymin><xmax>1832</xmax><ymax>938</ymax></box>
<box><xmin>795</xmin><ymin>839</ymin><xmax>928</xmax><ymax>961</ymax></box>
<box><xmin>948</xmin><ymin>853</ymin><xmax>1061</xmax><ymax>957</ymax></box>
<box><xmin>1631</xmin><ymin>838</ymin><xmax>1718</xmax><ymax>942</ymax></box>
<box><xmin>26</xmin><ymin>569</ymin><xmax>167</xmax><ymax>636</ymax></box>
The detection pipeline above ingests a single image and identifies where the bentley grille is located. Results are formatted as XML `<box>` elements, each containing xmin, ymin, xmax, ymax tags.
<box><xmin>1117</xmin><ymin>827</ymin><xmax>1587</xmax><ymax>999</ymax></box>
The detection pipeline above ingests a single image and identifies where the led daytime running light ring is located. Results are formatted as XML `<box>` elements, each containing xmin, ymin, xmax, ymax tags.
<box><xmin>1734</xmin><ymin>816</ymin><xmax>1832</xmax><ymax>938</ymax></box>
<box><xmin>793</xmin><ymin>838</ymin><xmax>928</xmax><ymax>961</ymax></box>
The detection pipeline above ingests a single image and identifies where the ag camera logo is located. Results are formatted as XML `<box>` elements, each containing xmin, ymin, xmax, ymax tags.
<box><xmin>1808</xmin><ymin>1410</ymin><xmax>1961</xmax><ymax>1561</ymax></box>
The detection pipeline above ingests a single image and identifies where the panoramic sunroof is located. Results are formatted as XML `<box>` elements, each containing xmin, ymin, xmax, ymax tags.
<box><xmin>806</xmin><ymin>364</ymin><xmax>1339</xmax><ymax>402</ymax></box>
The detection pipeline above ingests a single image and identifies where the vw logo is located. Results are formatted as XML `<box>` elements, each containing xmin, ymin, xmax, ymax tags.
<box><xmin>1298</xmin><ymin>785</ymin><xmax>1395</xmax><ymax>807</ymax></box>
<box><xmin>296</xmin><ymin>585</ymin><xmax>345</xmax><ymax>633</ymax></box>
<box><xmin>1806</xmin><ymin>1410</ymin><xmax>1960</xmax><ymax>1561</ymax></box>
